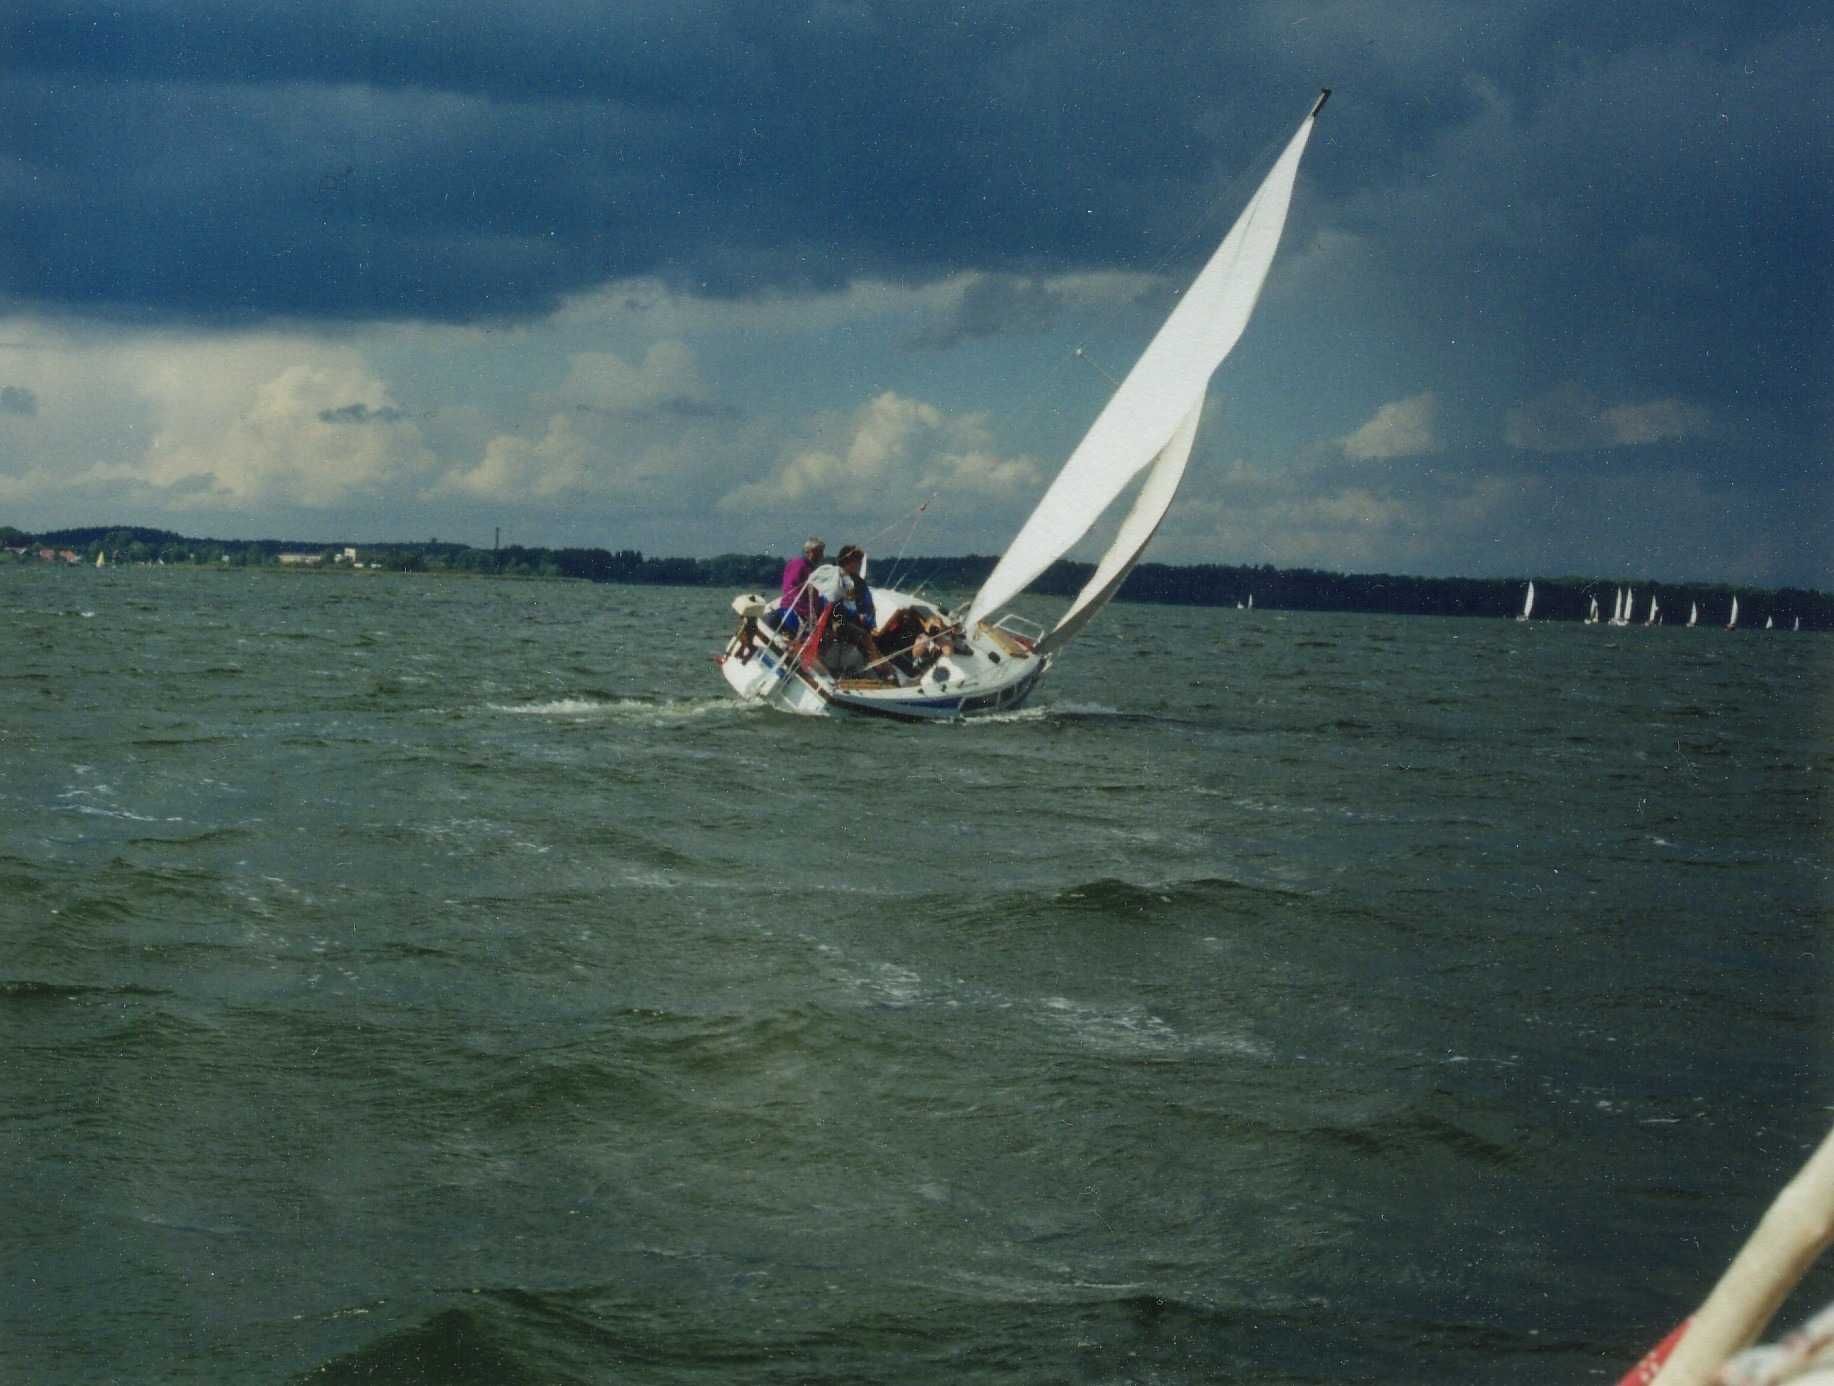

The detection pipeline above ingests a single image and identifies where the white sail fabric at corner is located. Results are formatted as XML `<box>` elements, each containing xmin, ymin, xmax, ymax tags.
<box><xmin>1036</xmin><ymin>398</ymin><xmax>1204</xmax><ymax>656</ymax></box>
<box><xmin>965</xmin><ymin>96</ymin><xmax>1323</xmax><ymax>631</ymax></box>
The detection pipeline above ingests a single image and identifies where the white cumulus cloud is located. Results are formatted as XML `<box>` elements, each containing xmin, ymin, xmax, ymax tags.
<box><xmin>0</xmin><ymin>323</ymin><xmax>436</xmax><ymax>511</ymax></box>
<box><xmin>549</xmin><ymin>341</ymin><xmax>711</xmax><ymax>416</ymax></box>
<box><xmin>1505</xmin><ymin>383</ymin><xmax>1711</xmax><ymax>453</ymax></box>
<box><xmin>1341</xmin><ymin>390</ymin><xmax>1440</xmax><ymax>461</ymax></box>
<box><xmin>718</xmin><ymin>390</ymin><xmax>1043</xmax><ymax>515</ymax></box>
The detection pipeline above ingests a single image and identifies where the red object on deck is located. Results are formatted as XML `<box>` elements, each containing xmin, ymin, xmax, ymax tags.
<box><xmin>799</xmin><ymin>605</ymin><xmax>833</xmax><ymax>671</ymax></box>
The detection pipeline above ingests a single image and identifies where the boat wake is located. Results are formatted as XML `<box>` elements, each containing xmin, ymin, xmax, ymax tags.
<box><xmin>950</xmin><ymin>700</ymin><xmax>1132</xmax><ymax>727</ymax></box>
<box><xmin>487</xmin><ymin>696</ymin><xmax>757</xmax><ymax>723</ymax></box>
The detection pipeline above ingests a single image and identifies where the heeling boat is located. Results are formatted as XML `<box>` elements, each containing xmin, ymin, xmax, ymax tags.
<box><xmin>717</xmin><ymin>90</ymin><xmax>1330</xmax><ymax>721</ymax></box>
<box><xmin>1516</xmin><ymin>580</ymin><xmax>1534</xmax><ymax>622</ymax></box>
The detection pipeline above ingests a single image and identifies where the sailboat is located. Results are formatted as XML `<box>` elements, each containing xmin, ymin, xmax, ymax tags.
<box><xmin>1644</xmin><ymin>592</ymin><xmax>1659</xmax><ymax>626</ymax></box>
<box><xmin>717</xmin><ymin>91</ymin><xmax>1330</xmax><ymax>720</ymax></box>
<box><xmin>1688</xmin><ymin>601</ymin><xmax>1698</xmax><ymax>628</ymax></box>
<box><xmin>1608</xmin><ymin>587</ymin><xmax>1630</xmax><ymax>628</ymax></box>
<box><xmin>1726</xmin><ymin>594</ymin><xmax>1740</xmax><ymax>630</ymax></box>
<box><xmin>1585</xmin><ymin>594</ymin><xmax>1600</xmax><ymax>625</ymax></box>
<box><xmin>1516</xmin><ymin>581</ymin><xmax>1534</xmax><ymax>622</ymax></box>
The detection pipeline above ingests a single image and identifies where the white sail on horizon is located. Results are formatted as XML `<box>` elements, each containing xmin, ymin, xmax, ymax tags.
<box><xmin>965</xmin><ymin>94</ymin><xmax>1326</xmax><ymax>633</ymax></box>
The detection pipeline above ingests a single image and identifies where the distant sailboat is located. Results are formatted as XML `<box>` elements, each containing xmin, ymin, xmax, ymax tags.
<box><xmin>1644</xmin><ymin>593</ymin><xmax>1659</xmax><ymax>626</ymax></box>
<box><xmin>1688</xmin><ymin>601</ymin><xmax>1698</xmax><ymax>628</ymax></box>
<box><xmin>95</xmin><ymin>551</ymin><xmax>105</xmax><ymax>568</ymax></box>
<box><xmin>1764</xmin><ymin>614</ymin><xmax>1774</xmax><ymax>630</ymax></box>
<box><xmin>1793</xmin><ymin>616</ymin><xmax>1800</xmax><ymax>633</ymax></box>
<box><xmin>1726</xmin><ymin>594</ymin><xmax>1740</xmax><ymax>631</ymax></box>
<box><xmin>1609</xmin><ymin>586</ymin><xmax>1631</xmax><ymax>628</ymax></box>
<box><xmin>1516</xmin><ymin>581</ymin><xmax>1535</xmax><ymax>622</ymax></box>
<box><xmin>1586</xmin><ymin>594</ymin><xmax>1600</xmax><ymax>625</ymax></box>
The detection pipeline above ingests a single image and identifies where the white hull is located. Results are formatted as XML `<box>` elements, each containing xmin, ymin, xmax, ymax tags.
<box><xmin>717</xmin><ymin>588</ymin><xmax>1051</xmax><ymax>722</ymax></box>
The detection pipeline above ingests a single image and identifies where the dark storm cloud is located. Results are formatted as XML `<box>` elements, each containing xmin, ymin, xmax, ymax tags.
<box><xmin>906</xmin><ymin>275</ymin><xmax>1072</xmax><ymax>352</ymax></box>
<box><xmin>318</xmin><ymin>403</ymin><xmax>405</xmax><ymax>425</ymax></box>
<box><xmin>3</xmin><ymin>0</ymin><xmax>1824</xmax><ymax>357</ymax></box>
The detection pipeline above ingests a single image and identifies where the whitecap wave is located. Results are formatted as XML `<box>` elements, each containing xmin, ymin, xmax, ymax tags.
<box><xmin>487</xmin><ymin>696</ymin><xmax>751</xmax><ymax>722</ymax></box>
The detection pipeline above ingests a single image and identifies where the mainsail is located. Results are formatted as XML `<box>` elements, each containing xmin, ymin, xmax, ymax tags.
<box><xmin>965</xmin><ymin>91</ymin><xmax>1327</xmax><ymax>633</ymax></box>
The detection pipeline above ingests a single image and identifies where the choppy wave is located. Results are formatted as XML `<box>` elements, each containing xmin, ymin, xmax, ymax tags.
<box><xmin>7</xmin><ymin>572</ymin><xmax>1828</xmax><ymax>1386</ymax></box>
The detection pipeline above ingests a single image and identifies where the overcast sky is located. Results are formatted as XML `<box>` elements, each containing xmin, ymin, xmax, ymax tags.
<box><xmin>3</xmin><ymin>2</ymin><xmax>1829</xmax><ymax>585</ymax></box>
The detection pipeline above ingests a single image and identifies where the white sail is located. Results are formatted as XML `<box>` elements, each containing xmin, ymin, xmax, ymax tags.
<box><xmin>1517</xmin><ymin>581</ymin><xmax>1534</xmax><ymax>621</ymax></box>
<box><xmin>1728</xmin><ymin>594</ymin><xmax>1739</xmax><ymax>629</ymax></box>
<box><xmin>965</xmin><ymin>94</ymin><xmax>1326</xmax><ymax>630</ymax></box>
<box><xmin>1689</xmin><ymin>601</ymin><xmax>1698</xmax><ymax>627</ymax></box>
<box><xmin>1587</xmin><ymin>595</ymin><xmax>1599</xmax><ymax>624</ymax></box>
<box><xmin>1036</xmin><ymin>400</ymin><xmax>1202</xmax><ymax>656</ymax></box>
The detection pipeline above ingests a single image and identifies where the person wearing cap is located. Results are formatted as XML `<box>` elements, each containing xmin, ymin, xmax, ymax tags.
<box><xmin>820</xmin><ymin>544</ymin><xmax>891</xmax><ymax>677</ymax></box>
<box><xmin>831</xmin><ymin>544</ymin><xmax>875</xmax><ymax>629</ymax></box>
<box><xmin>771</xmin><ymin>536</ymin><xmax>824</xmax><ymax>633</ymax></box>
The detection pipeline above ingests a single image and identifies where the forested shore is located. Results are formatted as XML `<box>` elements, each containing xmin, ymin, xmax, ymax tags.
<box><xmin>7</xmin><ymin>523</ymin><xmax>1828</xmax><ymax>628</ymax></box>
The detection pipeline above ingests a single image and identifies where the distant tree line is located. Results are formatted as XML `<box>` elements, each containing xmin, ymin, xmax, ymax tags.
<box><xmin>5</xmin><ymin>524</ymin><xmax>1828</xmax><ymax>629</ymax></box>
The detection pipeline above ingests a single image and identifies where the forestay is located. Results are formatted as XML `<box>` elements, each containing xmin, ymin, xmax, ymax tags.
<box><xmin>965</xmin><ymin>92</ymin><xmax>1327</xmax><ymax>633</ymax></box>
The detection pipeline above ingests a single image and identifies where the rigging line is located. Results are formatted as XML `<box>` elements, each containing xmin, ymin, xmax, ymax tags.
<box><xmin>884</xmin><ymin>492</ymin><xmax>937</xmax><ymax>591</ymax></box>
<box><xmin>1071</xmin><ymin>346</ymin><xmax>1122</xmax><ymax>390</ymax></box>
<box><xmin>855</xmin><ymin>492</ymin><xmax>931</xmax><ymax>554</ymax></box>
